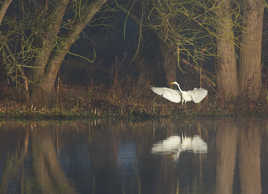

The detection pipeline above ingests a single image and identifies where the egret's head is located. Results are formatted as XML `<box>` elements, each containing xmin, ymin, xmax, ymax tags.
<box><xmin>169</xmin><ymin>81</ymin><xmax>179</xmax><ymax>86</ymax></box>
<box><xmin>169</xmin><ymin>81</ymin><xmax>182</xmax><ymax>91</ymax></box>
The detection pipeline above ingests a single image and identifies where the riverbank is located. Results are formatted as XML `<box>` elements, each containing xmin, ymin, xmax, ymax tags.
<box><xmin>0</xmin><ymin>84</ymin><xmax>268</xmax><ymax>120</ymax></box>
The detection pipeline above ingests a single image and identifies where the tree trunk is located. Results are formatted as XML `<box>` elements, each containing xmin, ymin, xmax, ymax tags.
<box><xmin>32</xmin><ymin>0</ymin><xmax>70</xmax><ymax>81</ymax></box>
<box><xmin>36</xmin><ymin>0</ymin><xmax>107</xmax><ymax>94</ymax></box>
<box><xmin>239</xmin><ymin>0</ymin><xmax>264</xmax><ymax>102</ymax></box>
<box><xmin>160</xmin><ymin>43</ymin><xmax>177</xmax><ymax>84</ymax></box>
<box><xmin>215</xmin><ymin>0</ymin><xmax>238</xmax><ymax>103</ymax></box>
<box><xmin>0</xmin><ymin>0</ymin><xmax>12</xmax><ymax>25</ymax></box>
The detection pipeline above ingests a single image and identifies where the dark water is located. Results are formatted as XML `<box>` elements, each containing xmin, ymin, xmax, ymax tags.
<box><xmin>0</xmin><ymin>118</ymin><xmax>267</xmax><ymax>194</ymax></box>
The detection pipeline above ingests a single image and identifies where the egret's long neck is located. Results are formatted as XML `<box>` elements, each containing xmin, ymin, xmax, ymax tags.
<box><xmin>175</xmin><ymin>82</ymin><xmax>183</xmax><ymax>92</ymax></box>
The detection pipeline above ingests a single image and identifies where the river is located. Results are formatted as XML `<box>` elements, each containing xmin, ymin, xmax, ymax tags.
<box><xmin>0</xmin><ymin>118</ymin><xmax>267</xmax><ymax>194</ymax></box>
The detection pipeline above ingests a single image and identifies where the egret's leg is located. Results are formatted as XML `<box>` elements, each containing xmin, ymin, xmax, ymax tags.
<box><xmin>181</xmin><ymin>94</ymin><xmax>185</xmax><ymax>104</ymax></box>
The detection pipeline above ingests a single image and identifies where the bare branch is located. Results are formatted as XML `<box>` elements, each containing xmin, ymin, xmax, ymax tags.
<box><xmin>0</xmin><ymin>0</ymin><xmax>12</xmax><ymax>25</ymax></box>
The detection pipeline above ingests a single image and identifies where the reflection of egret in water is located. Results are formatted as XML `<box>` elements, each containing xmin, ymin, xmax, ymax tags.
<box><xmin>152</xmin><ymin>135</ymin><xmax>208</xmax><ymax>160</ymax></box>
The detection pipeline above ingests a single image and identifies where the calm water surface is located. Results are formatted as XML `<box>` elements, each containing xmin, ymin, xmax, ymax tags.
<box><xmin>0</xmin><ymin>118</ymin><xmax>267</xmax><ymax>194</ymax></box>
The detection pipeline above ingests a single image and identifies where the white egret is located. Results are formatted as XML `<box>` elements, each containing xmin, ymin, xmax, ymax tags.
<box><xmin>151</xmin><ymin>87</ymin><xmax>182</xmax><ymax>103</ymax></box>
<box><xmin>151</xmin><ymin>81</ymin><xmax>208</xmax><ymax>104</ymax></box>
<box><xmin>152</xmin><ymin>135</ymin><xmax>208</xmax><ymax>160</ymax></box>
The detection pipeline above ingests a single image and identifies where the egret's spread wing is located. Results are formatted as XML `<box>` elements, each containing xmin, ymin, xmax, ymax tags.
<box><xmin>151</xmin><ymin>87</ymin><xmax>181</xmax><ymax>103</ymax></box>
<box><xmin>152</xmin><ymin>136</ymin><xmax>181</xmax><ymax>154</ymax></box>
<box><xmin>152</xmin><ymin>135</ymin><xmax>207</xmax><ymax>161</ymax></box>
<box><xmin>191</xmin><ymin>135</ymin><xmax>208</xmax><ymax>153</ymax></box>
<box><xmin>190</xmin><ymin>88</ymin><xmax>208</xmax><ymax>103</ymax></box>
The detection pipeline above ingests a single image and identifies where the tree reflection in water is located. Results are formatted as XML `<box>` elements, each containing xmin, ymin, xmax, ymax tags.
<box><xmin>0</xmin><ymin>118</ymin><xmax>266</xmax><ymax>194</ymax></box>
<box><xmin>238</xmin><ymin>119</ymin><xmax>261</xmax><ymax>194</ymax></box>
<box><xmin>215</xmin><ymin>118</ymin><xmax>262</xmax><ymax>194</ymax></box>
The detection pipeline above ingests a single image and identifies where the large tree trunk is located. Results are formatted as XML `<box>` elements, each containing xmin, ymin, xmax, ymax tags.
<box><xmin>239</xmin><ymin>0</ymin><xmax>264</xmax><ymax>102</ymax></box>
<box><xmin>31</xmin><ymin>0</ymin><xmax>107</xmax><ymax>103</ymax></box>
<box><xmin>0</xmin><ymin>0</ymin><xmax>12</xmax><ymax>25</ymax></box>
<box><xmin>160</xmin><ymin>43</ymin><xmax>177</xmax><ymax>84</ymax></box>
<box><xmin>32</xmin><ymin>0</ymin><xmax>70</xmax><ymax>81</ymax></box>
<box><xmin>215</xmin><ymin>0</ymin><xmax>238</xmax><ymax>103</ymax></box>
<box><xmin>38</xmin><ymin>0</ymin><xmax>107</xmax><ymax>93</ymax></box>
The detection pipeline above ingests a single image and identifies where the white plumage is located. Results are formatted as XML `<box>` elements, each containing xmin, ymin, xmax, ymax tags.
<box><xmin>151</xmin><ymin>87</ymin><xmax>182</xmax><ymax>103</ymax></box>
<box><xmin>151</xmin><ymin>136</ymin><xmax>182</xmax><ymax>153</ymax></box>
<box><xmin>151</xmin><ymin>81</ymin><xmax>208</xmax><ymax>104</ymax></box>
<box><xmin>190</xmin><ymin>88</ymin><xmax>208</xmax><ymax>103</ymax></box>
<box><xmin>152</xmin><ymin>135</ymin><xmax>208</xmax><ymax>160</ymax></box>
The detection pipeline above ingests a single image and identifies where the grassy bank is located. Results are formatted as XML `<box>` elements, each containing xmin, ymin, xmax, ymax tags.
<box><xmin>0</xmin><ymin>84</ymin><xmax>268</xmax><ymax>120</ymax></box>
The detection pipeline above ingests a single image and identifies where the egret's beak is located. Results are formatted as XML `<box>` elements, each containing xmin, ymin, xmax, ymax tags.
<box><xmin>169</xmin><ymin>81</ymin><xmax>176</xmax><ymax>85</ymax></box>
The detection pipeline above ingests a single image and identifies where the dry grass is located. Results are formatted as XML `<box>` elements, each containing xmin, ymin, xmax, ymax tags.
<box><xmin>1</xmin><ymin>81</ymin><xmax>268</xmax><ymax>120</ymax></box>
